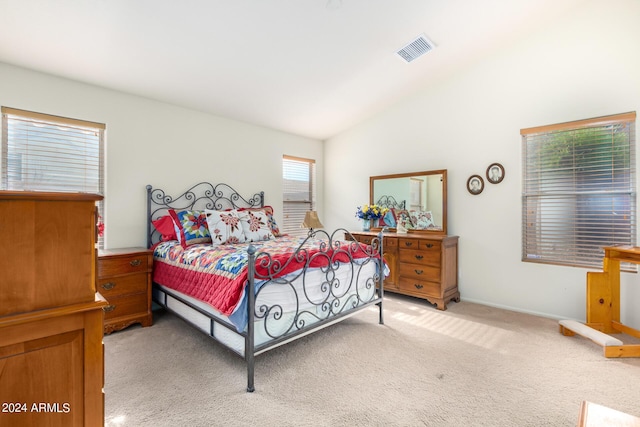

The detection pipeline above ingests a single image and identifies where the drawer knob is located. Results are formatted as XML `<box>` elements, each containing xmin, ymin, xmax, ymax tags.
<box><xmin>415</xmin><ymin>254</ymin><xmax>423</xmax><ymax>260</ymax></box>
<box><xmin>405</xmin><ymin>242</ymin><xmax>413</xmax><ymax>247</ymax></box>
<box><xmin>426</xmin><ymin>243</ymin><xmax>433</xmax><ymax>248</ymax></box>
<box><xmin>130</xmin><ymin>259</ymin><xmax>142</xmax><ymax>267</ymax></box>
<box><xmin>101</xmin><ymin>282</ymin><xmax>116</xmax><ymax>290</ymax></box>
<box><xmin>414</xmin><ymin>269</ymin><xmax>423</xmax><ymax>274</ymax></box>
<box><xmin>414</xmin><ymin>284</ymin><xmax>424</xmax><ymax>289</ymax></box>
<box><xmin>103</xmin><ymin>305</ymin><xmax>116</xmax><ymax>312</ymax></box>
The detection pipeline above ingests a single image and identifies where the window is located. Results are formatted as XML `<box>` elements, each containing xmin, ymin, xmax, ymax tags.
<box><xmin>282</xmin><ymin>155</ymin><xmax>316</xmax><ymax>237</ymax></box>
<box><xmin>521</xmin><ymin>112</ymin><xmax>636</xmax><ymax>269</ymax></box>
<box><xmin>1</xmin><ymin>107</ymin><xmax>105</xmax><ymax>247</ymax></box>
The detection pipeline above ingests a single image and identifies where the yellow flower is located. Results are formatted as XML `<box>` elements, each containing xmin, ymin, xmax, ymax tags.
<box><xmin>356</xmin><ymin>204</ymin><xmax>389</xmax><ymax>220</ymax></box>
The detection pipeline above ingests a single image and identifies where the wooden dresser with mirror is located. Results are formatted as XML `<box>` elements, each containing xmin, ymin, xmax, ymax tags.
<box><xmin>349</xmin><ymin>169</ymin><xmax>459</xmax><ymax>310</ymax></box>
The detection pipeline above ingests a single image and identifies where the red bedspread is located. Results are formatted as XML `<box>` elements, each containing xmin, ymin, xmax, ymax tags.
<box><xmin>152</xmin><ymin>236</ymin><xmax>375</xmax><ymax>316</ymax></box>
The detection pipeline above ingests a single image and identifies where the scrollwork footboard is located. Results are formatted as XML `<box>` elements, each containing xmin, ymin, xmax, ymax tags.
<box><xmin>244</xmin><ymin>228</ymin><xmax>385</xmax><ymax>391</ymax></box>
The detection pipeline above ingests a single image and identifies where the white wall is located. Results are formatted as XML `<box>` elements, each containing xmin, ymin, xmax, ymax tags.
<box><xmin>0</xmin><ymin>62</ymin><xmax>323</xmax><ymax>249</ymax></box>
<box><xmin>324</xmin><ymin>0</ymin><xmax>640</xmax><ymax>327</ymax></box>
<box><xmin>2</xmin><ymin>0</ymin><xmax>638</xmax><ymax>327</ymax></box>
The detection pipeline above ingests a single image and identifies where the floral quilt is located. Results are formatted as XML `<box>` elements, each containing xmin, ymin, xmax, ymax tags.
<box><xmin>152</xmin><ymin>235</ymin><xmax>374</xmax><ymax>320</ymax></box>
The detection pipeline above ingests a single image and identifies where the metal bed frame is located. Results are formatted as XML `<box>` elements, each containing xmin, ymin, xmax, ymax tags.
<box><xmin>375</xmin><ymin>195</ymin><xmax>406</xmax><ymax>210</ymax></box>
<box><xmin>146</xmin><ymin>182</ymin><xmax>384</xmax><ymax>391</ymax></box>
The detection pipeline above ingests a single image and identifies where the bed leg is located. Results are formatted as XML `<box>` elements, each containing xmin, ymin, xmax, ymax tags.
<box><xmin>246</xmin><ymin>245</ymin><xmax>256</xmax><ymax>392</ymax></box>
<box><xmin>377</xmin><ymin>230</ymin><xmax>385</xmax><ymax>326</ymax></box>
<box><xmin>247</xmin><ymin>357</ymin><xmax>255</xmax><ymax>393</ymax></box>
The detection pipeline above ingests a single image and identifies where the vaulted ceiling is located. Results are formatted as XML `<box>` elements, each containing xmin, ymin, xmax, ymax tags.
<box><xmin>0</xmin><ymin>0</ymin><xmax>585</xmax><ymax>140</ymax></box>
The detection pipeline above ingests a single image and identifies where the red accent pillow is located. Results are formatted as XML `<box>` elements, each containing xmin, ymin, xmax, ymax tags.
<box><xmin>152</xmin><ymin>215</ymin><xmax>178</xmax><ymax>241</ymax></box>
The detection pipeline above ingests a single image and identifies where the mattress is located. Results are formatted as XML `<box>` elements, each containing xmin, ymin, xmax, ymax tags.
<box><xmin>152</xmin><ymin>236</ymin><xmax>383</xmax><ymax>330</ymax></box>
<box><xmin>153</xmin><ymin>259</ymin><xmax>379</xmax><ymax>356</ymax></box>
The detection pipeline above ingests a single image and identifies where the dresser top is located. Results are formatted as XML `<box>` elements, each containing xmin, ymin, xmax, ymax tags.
<box><xmin>99</xmin><ymin>247</ymin><xmax>152</xmax><ymax>257</ymax></box>
<box><xmin>349</xmin><ymin>231</ymin><xmax>458</xmax><ymax>242</ymax></box>
<box><xmin>0</xmin><ymin>190</ymin><xmax>103</xmax><ymax>202</ymax></box>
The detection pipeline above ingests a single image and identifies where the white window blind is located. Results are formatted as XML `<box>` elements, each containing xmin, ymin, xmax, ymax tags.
<box><xmin>282</xmin><ymin>155</ymin><xmax>316</xmax><ymax>237</ymax></box>
<box><xmin>1</xmin><ymin>107</ymin><xmax>106</xmax><ymax>248</ymax></box>
<box><xmin>521</xmin><ymin>112</ymin><xmax>636</xmax><ymax>269</ymax></box>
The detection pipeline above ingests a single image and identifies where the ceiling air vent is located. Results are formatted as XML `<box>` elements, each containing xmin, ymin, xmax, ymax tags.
<box><xmin>396</xmin><ymin>34</ymin><xmax>435</xmax><ymax>63</ymax></box>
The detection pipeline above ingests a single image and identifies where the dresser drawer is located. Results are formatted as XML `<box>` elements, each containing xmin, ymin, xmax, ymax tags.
<box><xmin>384</xmin><ymin>237</ymin><xmax>398</xmax><ymax>247</ymax></box>
<box><xmin>353</xmin><ymin>234</ymin><xmax>392</xmax><ymax>248</ymax></box>
<box><xmin>97</xmin><ymin>273</ymin><xmax>147</xmax><ymax>297</ymax></box>
<box><xmin>98</xmin><ymin>253</ymin><xmax>149</xmax><ymax>277</ymax></box>
<box><xmin>399</xmin><ymin>263</ymin><xmax>440</xmax><ymax>282</ymax></box>
<box><xmin>399</xmin><ymin>238</ymin><xmax>441</xmax><ymax>252</ymax></box>
<box><xmin>103</xmin><ymin>292</ymin><xmax>148</xmax><ymax>320</ymax></box>
<box><xmin>398</xmin><ymin>277</ymin><xmax>441</xmax><ymax>296</ymax></box>
<box><xmin>399</xmin><ymin>249</ymin><xmax>440</xmax><ymax>266</ymax></box>
<box><xmin>357</xmin><ymin>235</ymin><xmax>373</xmax><ymax>245</ymax></box>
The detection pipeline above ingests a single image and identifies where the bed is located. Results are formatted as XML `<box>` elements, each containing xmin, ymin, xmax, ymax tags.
<box><xmin>146</xmin><ymin>182</ymin><xmax>386</xmax><ymax>391</ymax></box>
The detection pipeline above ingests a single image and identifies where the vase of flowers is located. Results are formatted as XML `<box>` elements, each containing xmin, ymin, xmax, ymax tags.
<box><xmin>355</xmin><ymin>204</ymin><xmax>389</xmax><ymax>231</ymax></box>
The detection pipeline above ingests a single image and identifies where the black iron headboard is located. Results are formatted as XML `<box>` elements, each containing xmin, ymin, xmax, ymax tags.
<box><xmin>146</xmin><ymin>182</ymin><xmax>264</xmax><ymax>248</ymax></box>
<box><xmin>375</xmin><ymin>195</ymin><xmax>406</xmax><ymax>210</ymax></box>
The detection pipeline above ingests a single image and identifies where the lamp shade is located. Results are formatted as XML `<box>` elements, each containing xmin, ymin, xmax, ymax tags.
<box><xmin>301</xmin><ymin>211</ymin><xmax>324</xmax><ymax>229</ymax></box>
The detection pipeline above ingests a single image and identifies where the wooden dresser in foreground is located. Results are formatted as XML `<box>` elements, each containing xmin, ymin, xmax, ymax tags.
<box><xmin>349</xmin><ymin>231</ymin><xmax>459</xmax><ymax>310</ymax></box>
<box><xmin>98</xmin><ymin>247</ymin><xmax>153</xmax><ymax>334</ymax></box>
<box><xmin>0</xmin><ymin>191</ymin><xmax>106</xmax><ymax>427</ymax></box>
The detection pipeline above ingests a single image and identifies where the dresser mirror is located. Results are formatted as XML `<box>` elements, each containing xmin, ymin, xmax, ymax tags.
<box><xmin>370</xmin><ymin>169</ymin><xmax>447</xmax><ymax>235</ymax></box>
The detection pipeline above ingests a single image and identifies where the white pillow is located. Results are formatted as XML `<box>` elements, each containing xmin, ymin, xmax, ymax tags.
<box><xmin>205</xmin><ymin>209</ymin><xmax>246</xmax><ymax>245</ymax></box>
<box><xmin>410</xmin><ymin>210</ymin><xmax>435</xmax><ymax>229</ymax></box>
<box><xmin>238</xmin><ymin>209</ymin><xmax>275</xmax><ymax>242</ymax></box>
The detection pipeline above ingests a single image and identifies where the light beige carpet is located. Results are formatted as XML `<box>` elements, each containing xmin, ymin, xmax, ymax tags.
<box><xmin>104</xmin><ymin>294</ymin><xmax>640</xmax><ymax>426</ymax></box>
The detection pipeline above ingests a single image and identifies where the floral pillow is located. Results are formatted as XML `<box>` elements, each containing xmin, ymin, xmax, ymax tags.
<box><xmin>395</xmin><ymin>209</ymin><xmax>414</xmax><ymax>230</ymax></box>
<box><xmin>205</xmin><ymin>209</ymin><xmax>246</xmax><ymax>245</ymax></box>
<box><xmin>238</xmin><ymin>209</ymin><xmax>275</xmax><ymax>242</ymax></box>
<box><xmin>168</xmin><ymin>209</ymin><xmax>211</xmax><ymax>248</ymax></box>
<box><xmin>410</xmin><ymin>210</ymin><xmax>435</xmax><ymax>229</ymax></box>
<box><xmin>237</xmin><ymin>206</ymin><xmax>283</xmax><ymax>237</ymax></box>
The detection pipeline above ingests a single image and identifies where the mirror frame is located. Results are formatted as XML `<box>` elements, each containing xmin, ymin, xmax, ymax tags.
<box><xmin>369</xmin><ymin>169</ymin><xmax>447</xmax><ymax>235</ymax></box>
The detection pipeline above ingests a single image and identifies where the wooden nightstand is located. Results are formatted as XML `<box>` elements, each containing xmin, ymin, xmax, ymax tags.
<box><xmin>98</xmin><ymin>247</ymin><xmax>153</xmax><ymax>334</ymax></box>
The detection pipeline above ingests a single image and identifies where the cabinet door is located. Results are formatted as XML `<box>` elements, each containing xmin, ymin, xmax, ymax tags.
<box><xmin>0</xmin><ymin>307</ymin><xmax>104</xmax><ymax>427</ymax></box>
<box><xmin>382</xmin><ymin>247</ymin><xmax>398</xmax><ymax>289</ymax></box>
<box><xmin>0</xmin><ymin>331</ymin><xmax>83</xmax><ymax>427</ymax></box>
<box><xmin>351</xmin><ymin>234</ymin><xmax>397</xmax><ymax>289</ymax></box>
<box><xmin>0</xmin><ymin>198</ymin><xmax>97</xmax><ymax>316</ymax></box>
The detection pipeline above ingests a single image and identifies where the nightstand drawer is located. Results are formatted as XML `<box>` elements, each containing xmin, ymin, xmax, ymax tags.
<box><xmin>98</xmin><ymin>254</ymin><xmax>149</xmax><ymax>276</ymax></box>
<box><xmin>99</xmin><ymin>248</ymin><xmax>153</xmax><ymax>334</ymax></box>
<box><xmin>103</xmin><ymin>293</ymin><xmax>148</xmax><ymax>320</ymax></box>
<box><xmin>97</xmin><ymin>273</ymin><xmax>147</xmax><ymax>297</ymax></box>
